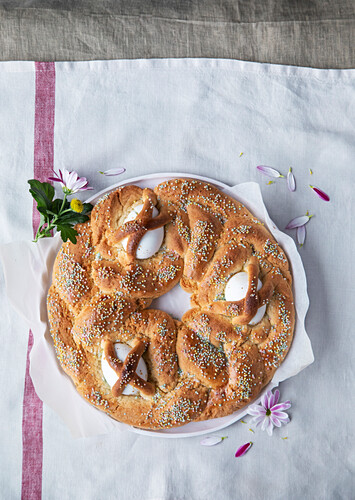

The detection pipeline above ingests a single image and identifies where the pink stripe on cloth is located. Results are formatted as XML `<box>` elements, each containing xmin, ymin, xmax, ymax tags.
<box><xmin>22</xmin><ymin>330</ymin><xmax>44</xmax><ymax>500</ymax></box>
<box><xmin>32</xmin><ymin>62</ymin><xmax>56</xmax><ymax>234</ymax></box>
<box><xmin>22</xmin><ymin>62</ymin><xmax>55</xmax><ymax>500</ymax></box>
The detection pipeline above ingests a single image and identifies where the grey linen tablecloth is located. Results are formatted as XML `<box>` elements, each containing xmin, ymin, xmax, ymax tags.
<box><xmin>0</xmin><ymin>0</ymin><xmax>354</xmax><ymax>68</ymax></box>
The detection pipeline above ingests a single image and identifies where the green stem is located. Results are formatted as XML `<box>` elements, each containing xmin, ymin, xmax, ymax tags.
<box><xmin>60</xmin><ymin>193</ymin><xmax>67</xmax><ymax>214</ymax></box>
<box><xmin>50</xmin><ymin>194</ymin><xmax>68</xmax><ymax>225</ymax></box>
<box><xmin>33</xmin><ymin>217</ymin><xmax>55</xmax><ymax>242</ymax></box>
<box><xmin>60</xmin><ymin>208</ymin><xmax>74</xmax><ymax>215</ymax></box>
<box><xmin>33</xmin><ymin>193</ymin><xmax>73</xmax><ymax>243</ymax></box>
<box><xmin>34</xmin><ymin>228</ymin><xmax>49</xmax><ymax>242</ymax></box>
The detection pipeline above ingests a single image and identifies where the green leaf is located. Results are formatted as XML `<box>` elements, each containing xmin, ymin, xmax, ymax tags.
<box><xmin>51</xmin><ymin>198</ymin><xmax>69</xmax><ymax>215</ymax></box>
<box><xmin>57</xmin><ymin>212</ymin><xmax>90</xmax><ymax>225</ymax></box>
<box><xmin>37</xmin><ymin>205</ymin><xmax>49</xmax><ymax>216</ymax></box>
<box><xmin>28</xmin><ymin>180</ymin><xmax>55</xmax><ymax>209</ymax></box>
<box><xmin>57</xmin><ymin>224</ymin><xmax>78</xmax><ymax>244</ymax></box>
<box><xmin>81</xmin><ymin>203</ymin><xmax>93</xmax><ymax>215</ymax></box>
<box><xmin>39</xmin><ymin>211</ymin><xmax>47</xmax><ymax>229</ymax></box>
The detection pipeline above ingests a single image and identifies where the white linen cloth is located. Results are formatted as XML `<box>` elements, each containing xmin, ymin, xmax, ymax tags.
<box><xmin>0</xmin><ymin>59</ymin><xmax>354</xmax><ymax>499</ymax></box>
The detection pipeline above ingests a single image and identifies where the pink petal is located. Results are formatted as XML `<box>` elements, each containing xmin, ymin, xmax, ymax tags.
<box><xmin>272</xmin><ymin>401</ymin><xmax>291</xmax><ymax>412</ymax></box>
<box><xmin>261</xmin><ymin>416</ymin><xmax>269</xmax><ymax>431</ymax></box>
<box><xmin>55</xmin><ymin>168</ymin><xmax>64</xmax><ymax>181</ymax></box>
<box><xmin>99</xmin><ymin>167</ymin><xmax>126</xmax><ymax>176</ymax></box>
<box><xmin>73</xmin><ymin>177</ymin><xmax>88</xmax><ymax>190</ymax></box>
<box><xmin>272</xmin><ymin>389</ymin><xmax>280</xmax><ymax>406</ymax></box>
<box><xmin>252</xmin><ymin>415</ymin><xmax>266</xmax><ymax>427</ymax></box>
<box><xmin>257</xmin><ymin>166</ymin><xmax>284</xmax><ymax>178</ymax></box>
<box><xmin>272</xmin><ymin>409</ymin><xmax>291</xmax><ymax>418</ymax></box>
<box><xmin>261</xmin><ymin>391</ymin><xmax>271</xmax><ymax>409</ymax></box>
<box><xmin>266</xmin><ymin>390</ymin><xmax>273</xmax><ymax>401</ymax></box>
<box><xmin>268</xmin><ymin>392</ymin><xmax>275</xmax><ymax>408</ymax></box>
<box><xmin>309</xmin><ymin>185</ymin><xmax>330</xmax><ymax>202</ymax></box>
<box><xmin>266</xmin><ymin>419</ymin><xmax>274</xmax><ymax>436</ymax></box>
<box><xmin>77</xmin><ymin>182</ymin><xmax>93</xmax><ymax>192</ymax></box>
<box><xmin>48</xmin><ymin>176</ymin><xmax>62</xmax><ymax>184</ymax></box>
<box><xmin>266</xmin><ymin>392</ymin><xmax>273</xmax><ymax>408</ymax></box>
<box><xmin>287</xmin><ymin>168</ymin><xmax>296</xmax><ymax>192</ymax></box>
<box><xmin>275</xmin><ymin>417</ymin><xmax>290</xmax><ymax>426</ymax></box>
<box><xmin>48</xmin><ymin>169</ymin><xmax>64</xmax><ymax>184</ymax></box>
<box><xmin>64</xmin><ymin>170</ymin><xmax>76</xmax><ymax>188</ymax></box>
<box><xmin>285</xmin><ymin>215</ymin><xmax>310</xmax><ymax>229</ymax></box>
<box><xmin>267</xmin><ymin>389</ymin><xmax>279</xmax><ymax>408</ymax></box>
<box><xmin>247</xmin><ymin>405</ymin><xmax>266</xmax><ymax>417</ymax></box>
<box><xmin>297</xmin><ymin>225</ymin><xmax>306</xmax><ymax>246</ymax></box>
<box><xmin>270</xmin><ymin>415</ymin><xmax>282</xmax><ymax>427</ymax></box>
<box><xmin>200</xmin><ymin>436</ymin><xmax>225</xmax><ymax>446</ymax></box>
<box><xmin>235</xmin><ymin>442</ymin><xmax>253</xmax><ymax>458</ymax></box>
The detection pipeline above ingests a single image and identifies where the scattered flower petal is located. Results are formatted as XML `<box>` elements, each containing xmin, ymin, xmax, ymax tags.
<box><xmin>200</xmin><ymin>436</ymin><xmax>227</xmax><ymax>446</ymax></box>
<box><xmin>257</xmin><ymin>166</ymin><xmax>284</xmax><ymax>178</ymax></box>
<box><xmin>235</xmin><ymin>442</ymin><xmax>253</xmax><ymax>458</ymax></box>
<box><xmin>282</xmin><ymin>437</ymin><xmax>288</xmax><ymax>440</ymax></box>
<box><xmin>48</xmin><ymin>168</ymin><xmax>93</xmax><ymax>195</ymax></box>
<box><xmin>248</xmin><ymin>428</ymin><xmax>255</xmax><ymax>433</ymax></box>
<box><xmin>287</xmin><ymin>167</ymin><xmax>296</xmax><ymax>192</ymax></box>
<box><xmin>239</xmin><ymin>152</ymin><xmax>244</xmax><ymax>157</ymax></box>
<box><xmin>285</xmin><ymin>214</ymin><xmax>313</xmax><ymax>229</ymax></box>
<box><xmin>309</xmin><ymin>169</ymin><xmax>313</xmax><ymax>175</ymax></box>
<box><xmin>266</xmin><ymin>180</ymin><xmax>275</xmax><ymax>185</ymax></box>
<box><xmin>309</xmin><ymin>185</ymin><xmax>330</xmax><ymax>201</ymax></box>
<box><xmin>240</xmin><ymin>420</ymin><xmax>247</xmax><ymax>424</ymax></box>
<box><xmin>297</xmin><ymin>225</ymin><xmax>306</xmax><ymax>246</ymax></box>
<box><xmin>246</xmin><ymin>389</ymin><xmax>291</xmax><ymax>436</ymax></box>
<box><xmin>98</xmin><ymin>167</ymin><xmax>126</xmax><ymax>176</ymax></box>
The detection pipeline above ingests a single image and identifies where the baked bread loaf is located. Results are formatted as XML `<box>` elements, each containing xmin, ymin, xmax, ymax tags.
<box><xmin>47</xmin><ymin>178</ymin><xmax>295</xmax><ymax>430</ymax></box>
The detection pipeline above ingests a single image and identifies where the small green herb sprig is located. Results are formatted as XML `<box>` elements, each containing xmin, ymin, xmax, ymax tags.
<box><xmin>28</xmin><ymin>179</ymin><xmax>93</xmax><ymax>244</ymax></box>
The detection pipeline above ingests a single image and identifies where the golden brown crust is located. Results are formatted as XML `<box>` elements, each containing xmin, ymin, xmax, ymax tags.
<box><xmin>47</xmin><ymin>178</ymin><xmax>295</xmax><ymax>430</ymax></box>
<box><xmin>182</xmin><ymin>309</ymin><xmax>246</xmax><ymax>348</ymax></box>
<box><xmin>176</xmin><ymin>325</ymin><xmax>228</xmax><ymax>389</ymax></box>
<box><xmin>183</xmin><ymin>204</ymin><xmax>223</xmax><ymax>284</ymax></box>
<box><xmin>116</xmin><ymin>309</ymin><xmax>179</xmax><ymax>392</ymax></box>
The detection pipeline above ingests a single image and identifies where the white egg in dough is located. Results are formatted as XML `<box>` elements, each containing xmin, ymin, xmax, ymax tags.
<box><xmin>225</xmin><ymin>271</ymin><xmax>266</xmax><ymax>325</ymax></box>
<box><xmin>101</xmin><ymin>342</ymin><xmax>148</xmax><ymax>396</ymax></box>
<box><xmin>121</xmin><ymin>203</ymin><xmax>164</xmax><ymax>259</ymax></box>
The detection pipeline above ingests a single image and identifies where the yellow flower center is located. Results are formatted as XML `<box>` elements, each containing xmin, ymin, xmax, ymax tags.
<box><xmin>70</xmin><ymin>198</ymin><xmax>84</xmax><ymax>213</ymax></box>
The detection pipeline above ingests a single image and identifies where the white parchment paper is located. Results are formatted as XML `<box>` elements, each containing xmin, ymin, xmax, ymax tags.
<box><xmin>0</xmin><ymin>175</ymin><xmax>313</xmax><ymax>438</ymax></box>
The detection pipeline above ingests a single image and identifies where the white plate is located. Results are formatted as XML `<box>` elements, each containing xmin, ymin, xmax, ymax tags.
<box><xmin>1</xmin><ymin>172</ymin><xmax>311</xmax><ymax>438</ymax></box>
<box><xmin>85</xmin><ymin>172</ymin><xmax>279</xmax><ymax>438</ymax></box>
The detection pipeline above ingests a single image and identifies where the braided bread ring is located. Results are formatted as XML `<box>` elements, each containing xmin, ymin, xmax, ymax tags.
<box><xmin>47</xmin><ymin>178</ymin><xmax>295</xmax><ymax>430</ymax></box>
